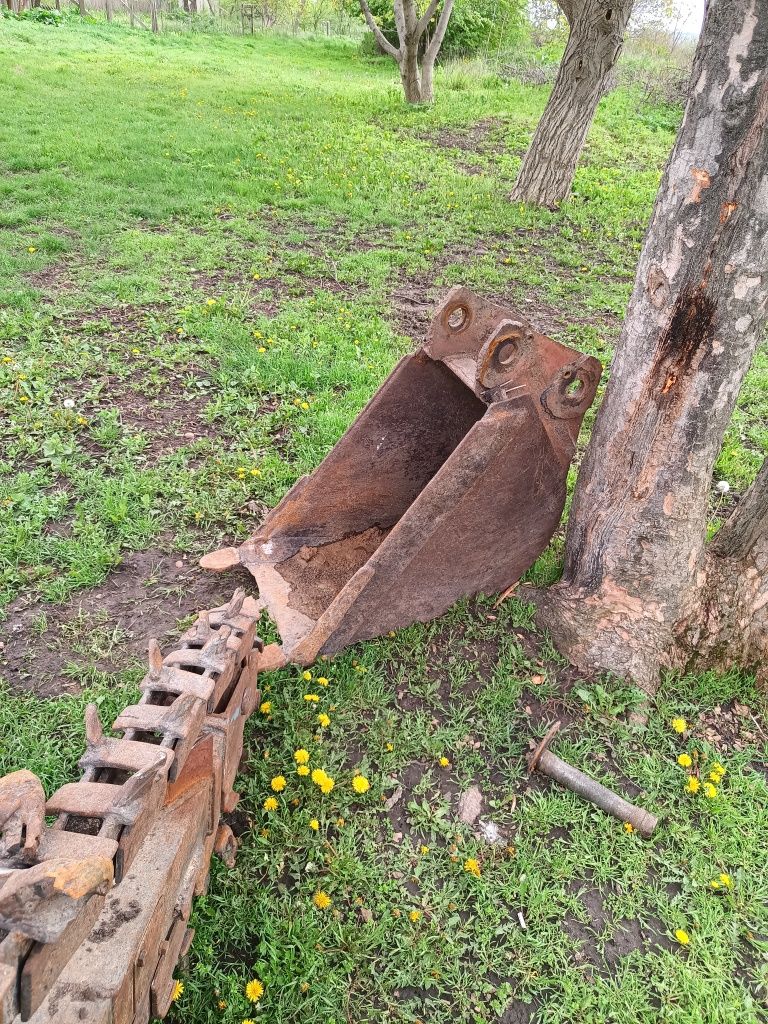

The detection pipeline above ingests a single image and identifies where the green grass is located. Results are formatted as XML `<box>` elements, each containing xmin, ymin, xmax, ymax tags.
<box><xmin>0</xmin><ymin>20</ymin><xmax>766</xmax><ymax>1024</ymax></box>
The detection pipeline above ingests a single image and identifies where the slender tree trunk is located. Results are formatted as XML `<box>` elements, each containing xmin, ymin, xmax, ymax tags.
<box><xmin>105</xmin><ymin>0</ymin><xmax>112</xmax><ymax>20</ymax></box>
<box><xmin>150</xmin><ymin>0</ymin><xmax>159</xmax><ymax>30</ymax></box>
<box><xmin>399</xmin><ymin>40</ymin><xmax>423</xmax><ymax>102</ymax></box>
<box><xmin>534</xmin><ymin>0</ymin><xmax>768</xmax><ymax>694</ymax></box>
<box><xmin>359</xmin><ymin>0</ymin><xmax>454</xmax><ymax>105</ymax></box>
<box><xmin>511</xmin><ymin>0</ymin><xmax>634</xmax><ymax>207</ymax></box>
<box><xmin>78</xmin><ymin>0</ymin><xmax>86</xmax><ymax>15</ymax></box>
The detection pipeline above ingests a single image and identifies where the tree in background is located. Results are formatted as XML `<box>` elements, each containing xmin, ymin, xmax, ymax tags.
<box><xmin>352</xmin><ymin>0</ymin><xmax>526</xmax><ymax>59</ymax></box>
<box><xmin>535</xmin><ymin>0</ymin><xmax>768</xmax><ymax>694</ymax></box>
<box><xmin>511</xmin><ymin>0</ymin><xmax>635</xmax><ymax>207</ymax></box>
<box><xmin>357</xmin><ymin>0</ymin><xmax>456</xmax><ymax>103</ymax></box>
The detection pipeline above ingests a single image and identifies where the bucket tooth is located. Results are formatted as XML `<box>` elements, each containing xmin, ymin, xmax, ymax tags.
<box><xmin>0</xmin><ymin>770</ymin><xmax>46</xmax><ymax>863</ymax></box>
<box><xmin>212</xmin><ymin>286</ymin><xmax>601</xmax><ymax>664</ymax></box>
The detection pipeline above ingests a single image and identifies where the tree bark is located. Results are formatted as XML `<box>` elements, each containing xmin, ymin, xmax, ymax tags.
<box><xmin>511</xmin><ymin>0</ymin><xmax>634</xmax><ymax>207</ymax></box>
<box><xmin>682</xmin><ymin>461</ymin><xmax>768</xmax><ymax>682</ymax></box>
<box><xmin>534</xmin><ymin>0</ymin><xmax>768</xmax><ymax>694</ymax></box>
<box><xmin>359</xmin><ymin>0</ymin><xmax>454</xmax><ymax>105</ymax></box>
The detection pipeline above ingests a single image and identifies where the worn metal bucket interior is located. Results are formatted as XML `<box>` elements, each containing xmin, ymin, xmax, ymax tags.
<box><xmin>207</xmin><ymin>287</ymin><xmax>601</xmax><ymax>664</ymax></box>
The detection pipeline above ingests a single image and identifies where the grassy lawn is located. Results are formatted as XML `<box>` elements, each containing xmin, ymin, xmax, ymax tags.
<box><xmin>1</xmin><ymin>19</ymin><xmax>767</xmax><ymax>1024</ymax></box>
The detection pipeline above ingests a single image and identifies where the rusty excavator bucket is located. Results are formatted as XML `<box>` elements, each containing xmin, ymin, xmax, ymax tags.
<box><xmin>203</xmin><ymin>287</ymin><xmax>601</xmax><ymax>665</ymax></box>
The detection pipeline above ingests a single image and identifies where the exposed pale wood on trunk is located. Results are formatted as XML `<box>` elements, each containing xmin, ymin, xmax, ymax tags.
<box><xmin>511</xmin><ymin>0</ymin><xmax>634</xmax><ymax>207</ymax></box>
<box><xmin>535</xmin><ymin>0</ymin><xmax>768</xmax><ymax>693</ymax></box>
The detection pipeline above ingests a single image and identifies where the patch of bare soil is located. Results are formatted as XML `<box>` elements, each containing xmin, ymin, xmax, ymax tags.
<box><xmin>419</xmin><ymin>118</ymin><xmax>515</xmax><ymax>158</ymax></box>
<box><xmin>389</xmin><ymin>241</ymin><xmax>622</xmax><ymax>347</ymax></box>
<box><xmin>0</xmin><ymin>550</ymin><xmax>256</xmax><ymax>698</ymax></box>
<box><xmin>562</xmin><ymin>879</ymin><xmax>674</xmax><ymax>972</ymax></box>
<box><xmin>26</xmin><ymin>263</ymin><xmax>78</xmax><ymax>297</ymax></box>
<box><xmin>696</xmin><ymin>699</ymin><xmax>767</xmax><ymax>753</ymax></box>
<box><xmin>105</xmin><ymin>387</ymin><xmax>218</xmax><ymax>463</ymax></box>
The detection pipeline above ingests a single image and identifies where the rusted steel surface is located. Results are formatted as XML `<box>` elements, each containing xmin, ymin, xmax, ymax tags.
<box><xmin>528</xmin><ymin>722</ymin><xmax>659</xmax><ymax>837</ymax></box>
<box><xmin>0</xmin><ymin>590</ymin><xmax>264</xmax><ymax>1023</ymax></box>
<box><xmin>203</xmin><ymin>287</ymin><xmax>601</xmax><ymax>665</ymax></box>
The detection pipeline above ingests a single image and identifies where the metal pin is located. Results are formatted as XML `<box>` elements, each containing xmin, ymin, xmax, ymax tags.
<box><xmin>528</xmin><ymin>722</ymin><xmax>658</xmax><ymax>837</ymax></box>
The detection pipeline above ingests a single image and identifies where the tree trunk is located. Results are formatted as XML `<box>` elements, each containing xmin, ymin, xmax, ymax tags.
<box><xmin>511</xmin><ymin>0</ymin><xmax>634</xmax><ymax>207</ymax></box>
<box><xmin>534</xmin><ymin>0</ymin><xmax>768</xmax><ymax>694</ymax></box>
<box><xmin>399</xmin><ymin>42</ymin><xmax>423</xmax><ymax>102</ymax></box>
<box><xmin>359</xmin><ymin>0</ymin><xmax>454</xmax><ymax>105</ymax></box>
<box><xmin>78</xmin><ymin>0</ymin><xmax>86</xmax><ymax>15</ymax></box>
<box><xmin>105</xmin><ymin>0</ymin><xmax>112</xmax><ymax>21</ymax></box>
<box><xmin>682</xmin><ymin>461</ymin><xmax>768</xmax><ymax>682</ymax></box>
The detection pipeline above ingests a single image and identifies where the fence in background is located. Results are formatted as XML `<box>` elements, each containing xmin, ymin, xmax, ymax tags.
<box><xmin>4</xmin><ymin>0</ymin><xmax>364</xmax><ymax>38</ymax></box>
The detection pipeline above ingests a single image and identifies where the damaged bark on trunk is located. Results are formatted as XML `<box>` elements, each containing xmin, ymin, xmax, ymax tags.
<box><xmin>511</xmin><ymin>0</ymin><xmax>634</xmax><ymax>207</ymax></box>
<box><xmin>535</xmin><ymin>0</ymin><xmax>768</xmax><ymax>693</ymax></box>
<box><xmin>358</xmin><ymin>0</ymin><xmax>455</xmax><ymax>104</ymax></box>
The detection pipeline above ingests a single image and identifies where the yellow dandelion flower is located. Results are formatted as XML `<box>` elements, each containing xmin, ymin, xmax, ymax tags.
<box><xmin>244</xmin><ymin>1020</ymin><xmax>255</xmax><ymax>1024</ymax></box>
<box><xmin>674</xmin><ymin>928</ymin><xmax>690</xmax><ymax>945</ymax></box>
<box><xmin>309</xmin><ymin>818</ymin><xmax>320</xmax><ymax>831</ymax></box>
<box><xmin>263</xmin><ymin>796</ymin><xmax>278</xmax><ymax>811</ymax></box>
<box><xmin>624</xmin><ymin>822</ymin><xmax>634</xmax><ymax>834</ymax></box>
<box><xmin>320</xmin><ymin>777</ymin><xmax>334</xmax><ymax>794</ymax></box>
<box><xmin>686</xmin><ymin>777</ymin><xmax>700</xmax><ymax>794</ymax></box>
<box><xmin>677</xmin><ymin>753</ymin><xmax>692</xmax><ymax>768</ymax></box>
<box><xmin>671</xmin><ymin>718</ymin><xmax>688</xmax><ymax>734</ymax></box>
<box><xmin>317</xmin><ymin>676</ymin><xmax>329</xmax><ymax>686</ymax></box>
<box><xmin>711</xmin><ymin>761</ymin><xmax>726</xmax><ymax>778</ymax></box>
<box><xmin>259</xmin><ymin>701</ymin><xmax>272</xmax><ymax>714</ymax></box>
<box><xmin>409</xmin><ymin>909</ymin><xmax>421</xmax><ymax>922</ymax></box>
<box><xmin>386</xmin><ymin>742</ymin><xmax>394</xmax><ymax>751</ymax></box>
<box><xmin>303</xmin><ymin>670</ymin><xmax>312</xmax><ymax>681</ymax></box>
<box><xmin>311</xmin><ymin>769</ymin><xmax>327</xmax><ymax>785</ymax></box>
<box><xmin>439</xmin><ymin>756</ymin><xmax>450</xmax><ymax>768</ymax></box>
<box><xmin>171</xmin><ymin>979</ymin><xmax>184</xmax><ymax>1001</ymax></box>
<box><xmin>258</xmin><ymin>346</ymin><xmax>267</xmax><ymax>353</ymax></box>
<box><xmin>420</xmin><ymin>845</ymin><xmax>429</xmax><ymax>855</ymax></box>
<box><xmin>313</xmin><ymin>890</ymin><xmax>332</xmax><ymax>910</ymax></box>
<box><xmin>297</xmin><ymin>765</ymin><xmax>310</xmax><ymax>776</ymax></box>
<box><xmin>463</xmin><ymin>858</ymin><xmax>481</xmax><ymax>877</ymax></box>
<box><xmin>271</xmin><ymin>775</ymin><xmax>287</xmax><ymax>792</ymax></box>
<box><xmin>294</xmin><ymin>749</ymin><xmax>310</xmax><ymax>764</ymax></box>
<box><xmin>317</xmin><ymin>713</ymin><xmax>331</xmax><ymax>728</ymax></box>
<box><xmin>709</xmin><ymin>879</ymin><xmax>721</xmax><ymax>889</ymax></box>
<box><xmin>703</xmin><ymin>782</ymin><xmax>717</xmax><ymax>798</ymax></box>
<box><xmin>304</xmin><ymin>693</ymin><xmax>320</xmax><ymax>702</ymax></box>
<box><xmin>27</xmin><ymin>246</ymin><xmax>37</xmax><ymax>253</ymax></box>
<box><xmin>352</xmin><ymin>775</ymin><xmax>370</xmax><ymax>794</ymax></box>
<box><xmin>206</xmin><ymin>298</ymin><xmax>217</xmax><ymax>306</ymax></box>
<box><xmin>301</xmin><ymin>401</ymin><xmax>309</xmax><ymax>410</ymax></box>
<box><xmin>245</xmin><ymin>978</ymin><xmax>264</xmax><ymax>1003</ymax></box>
<box><xmin>719</xmin><ymin>872</ymin><xmax>732</xmax><ymax>887</ymax></box>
